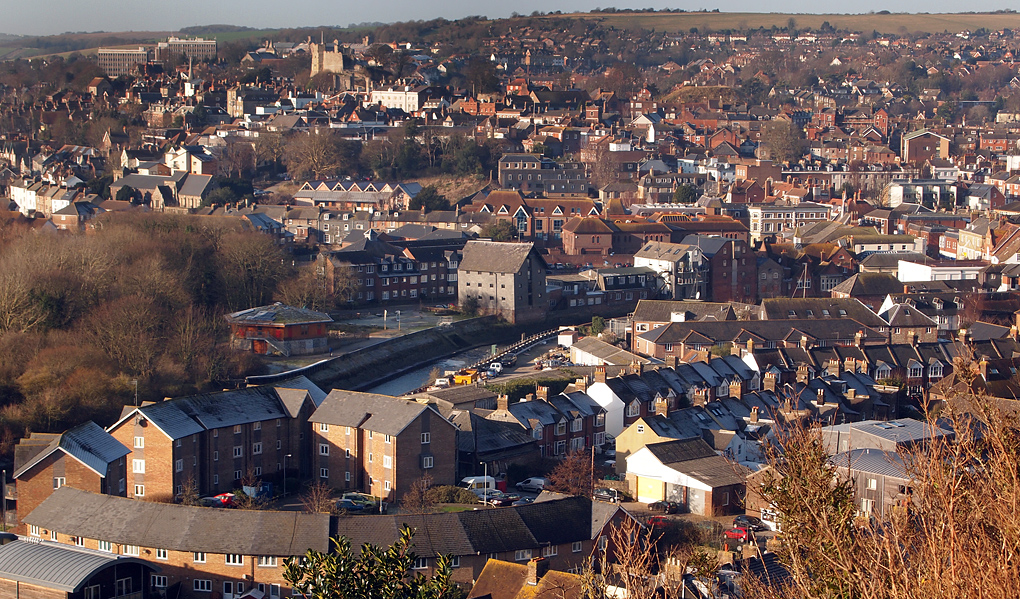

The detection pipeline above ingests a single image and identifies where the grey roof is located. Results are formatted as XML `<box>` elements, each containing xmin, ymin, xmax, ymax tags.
<box><xmin>633</xmin><ymin>240</ymin><xmax>697</xmax><ymax>261</ymax></box>
<box><xmin>882</xmin><ymin>304</ymin><xmax>937</xmax><ymax>328</ymax></box>
<box><xmin>179</xmin><ymin>173</ymin><xmax>213</xmax><ymax>198</ymax></box>
<box><xmin>111</xmin><ymin>376</ymin><xmax>324</xmax><ymax>440</ymax></box>
<box><xmin>830</xmin><ymin>449</ymin><xmax>909</xmax><ymax>480</ymax></box>
<box><xmin>226</xmin><ymin>302</ymin><xmax>332</xmax><ymax>325</ymax></box>
<box><xmin>24</xmin><ymin>487</ymin><xmax>329</xmax><ymax>556</ymax></box>
<box><xmin>310</xmin><ymin>389</ymin><xmax>453</xmax><ymax>436</ymax></box>
<box><xmin>645</xmin><ymin>437</ymin><xmax>718</xmax><ymax>466</ymax></box>
<box><xmin>632</xmin><ymin>300</ymin><xmax>737</xmax><ymax>323</ymax></box>
<box><xmin>0</xmin><ymin>540</ymin><xmax>155</xmax><ymax>592</ymax></box>
<box><xmin>822</xmin><ymin>418</ymin><xmax>951</xmax><ymax>446</ymax></box>
<box><xmin>760</xmin><ymin>298</ymin><xmax>886</xmax><ymax>327</ymax></box>
<box><xmin>571</xmin><ymin>336</ymin><xmax>646</xmax><ymax>366</ymax></box>
<box><xmin>459</xmin><ymin>240</ymin><xmax>541</xmax><ymax>274</ymax></box>
<box><xmin>14</xmin><ymin>421</ymin><xmax>129</xmax><ymax>479</ymax></box>
<box><xmin>333</xmin><ymin>496</ymin><xmax>606</xmax><ymax>558</ymax></box>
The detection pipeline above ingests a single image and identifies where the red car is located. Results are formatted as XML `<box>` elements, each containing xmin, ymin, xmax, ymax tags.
<box><xmin>647</xmin><ymin>516</ymin><xmax>671</xmax><ymax>528</ymax></box>
<box><xmin>722</xmin><ymin>526</ymin><xmax>753</xmax><ymax>542</ymax></box>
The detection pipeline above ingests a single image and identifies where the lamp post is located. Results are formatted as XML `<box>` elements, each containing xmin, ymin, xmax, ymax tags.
<box><xmin>132</xmin><ymin>380</ymin><xmax>139</xmax><ymax>407</ymax></box>
<box><xmin>284</xmin><ymin>454</ymin><xmax>292</xmax><ymax>500</ymax></box>
<box><xmin>480</xmin><ymin>461</ymin><xmax>488</xmax><ymax>507</ymax></box>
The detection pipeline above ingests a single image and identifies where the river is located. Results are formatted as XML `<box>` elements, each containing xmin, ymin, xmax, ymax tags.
<box><xmin>364</xmin><ymin>346</ymin><xmax>495</xmax><ymax>396</ymax></box>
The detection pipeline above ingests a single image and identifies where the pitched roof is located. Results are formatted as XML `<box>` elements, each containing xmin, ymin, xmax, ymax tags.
<box><xmin>460</xmin><ymin>241</ymin><xmax>541</xmax><ymax>274</ymax></box>
<box><xmin>14</xmin><ymin>421</ymin><xmax>129</xmax><ymax>480</ymax></box>
<box><xmin>830</xmin><ymin>272</ymin><xmax>904</xmax><ymax>297</ymax></box>
<box><xmin>310</xmin><ymin>389</ymin><xmax>453</xmax><ymax>436</ymax></box>
<box><xmin>24</xmin><ymin>487</ymin><xmax>329</xmax><ymax>555</ymax></box>
<box><xmin>631</xmin><ymin>300</ymin><xmax>736</xmax><ymax>323</ymax></box>
<box><xmin>468</xmin><ymin>559</ymin><xmax>584</xmax><ymax>599</ymax></box>
<box><xmin>0</xmin><ymin>541</ymin><xmax>154</xmax><ymax>593</ymax></box>
<box><xmin>571</xmin><ymin>336</ymin><xmax>646</xmax><ymax>366</ymax></box>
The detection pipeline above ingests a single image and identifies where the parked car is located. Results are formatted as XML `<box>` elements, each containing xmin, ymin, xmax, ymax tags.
<box><xmin>343</xmin><ymin>492</ymin><xmax>387</xmax><ymax>513</ymax></box>
<box><xmin>722</xmin><ymin>527</ymin><xmax>753</xmax><ymax>542</ymax></box>
<box><xmin>515</xmin><ymin>477</ymin><xmax>548</xmax><ymax>493</ymax></box>
<box><xmin>733</xmin><ymin>515</ymin><xmax>766</xmax><ymax>532</ymax></box>
<box><xmin>489</xmin><ymin>362</ymin><xmax>504</xmax><ymax>374</ymax></box>
<box><xmin>201</xmin><ymin>492</ymin><xmax>235</xmax><ymax>508</ymax></box>
<box><xmin>335</xmin><ymin>498</ymin><xmax>366</xmax><ymax>513</ymax></box>
<box><xmin>478</xmin><ymin>490</ymin><xmax>520</xmax><ymax>506</ymax></box>
<box><xmin>648</xmin><ymin>500</ymin><xmax>680</xmax><ymax>514</ymax></box>
<box><xmin>646</xmin><ymin>515</ymin><xmax>672</xmax><ymax>528</ymax></box>
<box><xmin>501</xmin><ymin>355</ymin><xmax>518</xmax><ymax>367</ymax></box>
<box><xmin>512</xmin><ymin>497</ymin><xmax>534</xmax><ymax>507</ymax></box>
<box><xmin>593</xmin><ymin>487</ymin><xmax>624</xmax><ymax>503</ymax></box>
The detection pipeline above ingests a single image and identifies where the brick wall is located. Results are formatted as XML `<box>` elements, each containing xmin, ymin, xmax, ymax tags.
<box><xmin>110</xmin><ymin>418</ymin><xmax>176</xmax><ymax>501</ymax></box>
<box><xmin>15</xmin><ymin>452</ymin><xmax>107</xmax><ymax>534</ymax></box>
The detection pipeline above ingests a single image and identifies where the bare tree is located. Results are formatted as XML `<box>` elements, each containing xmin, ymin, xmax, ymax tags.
<box><xmin>547</xmin><ymin>449</ymin><xmax>595</xmax><ymax>497</ymax></box>
<box><xmin>401</xmin><ymin>475</ymin><xmax>435</xmax><ymax>515</ymax></box>
<box><xmin>301</xmin><ymin>480</ymin><xmax>338</xmax><ymax>515</ymax></box>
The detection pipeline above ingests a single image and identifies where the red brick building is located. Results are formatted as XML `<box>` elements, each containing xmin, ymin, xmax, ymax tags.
<box><xmin>107</xmin><ymin>377</ymin><xmax>324</xmax><ymax>501</ymax></box>
<box><xmin>226</xmin><ymin>303</ymin><xmax>332</xmax><ymax>356</ymax></box>
<box><xmin>13</xmin><ymin>422</ymin><xmax>129</xmax><ymax>534</ymax></box>
<box><xmin>309</xmin><ymin>390</ymin><xmax>458</xmax><ymax>502</ymax></box>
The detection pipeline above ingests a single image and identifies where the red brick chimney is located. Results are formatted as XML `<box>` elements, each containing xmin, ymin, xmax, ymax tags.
<box><xmin>535</xmin><ymin>385</ymin><xmax>549</xmax><ymax>401</ymax></box>
<box><xmin>527</xmin><ymin>557</ymin><xmax>549</xmax><ymax>585</ymax></box>
<box><xmin>593</xmin><ymin>366</ymin><xmax>607</xmax><ymax>384</ymax></box>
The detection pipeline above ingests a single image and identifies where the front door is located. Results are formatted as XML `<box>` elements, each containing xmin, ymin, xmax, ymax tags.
<box><xmin>253</xmin><ymin>339</ymin><xmax>268</xmax><ymax>354</ymax></box>
<box><xmin>223</xmin><ymin>581</ymin><xmax>233</xmax><ymax>599</ymax></box>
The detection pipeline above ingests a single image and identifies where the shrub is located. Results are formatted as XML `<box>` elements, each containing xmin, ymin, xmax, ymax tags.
<box><xmin>424</xmin><ymin>485</ymin><xmax>478</xmax><ymax>504</ymax></box>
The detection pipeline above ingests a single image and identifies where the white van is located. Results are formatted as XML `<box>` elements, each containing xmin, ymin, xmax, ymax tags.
<box><xmin>459</xmin><ymin>475</ymin><xmax>496</xmax><ymax>492</ymax></box>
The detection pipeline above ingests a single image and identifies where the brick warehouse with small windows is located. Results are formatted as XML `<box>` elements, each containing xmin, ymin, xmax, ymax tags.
<box><xmin>309</xmin><ymin>390</ymin><xmax>457</xmax><ymax>501</ymax></box>
<box><xmin>106</xmin><ymin>377</ymin><xmax>325</xmax><ymax>501</ymax></box>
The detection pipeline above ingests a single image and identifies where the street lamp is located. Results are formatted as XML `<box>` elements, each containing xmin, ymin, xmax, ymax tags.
<box><xmin>480</xmin><ymin>461</ymin><xmax>488</xmax><ymax>507</ymax></box>
<box><xmin>284</xmin><ymin>454</ymin><xmax>292</xmax><ymax>499</ymax></box>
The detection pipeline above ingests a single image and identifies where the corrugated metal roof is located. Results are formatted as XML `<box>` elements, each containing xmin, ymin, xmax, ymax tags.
<box><xmin>0</xmin><ymin>540</ymin><xmax>153</xmax><ymax>592</ymax></box>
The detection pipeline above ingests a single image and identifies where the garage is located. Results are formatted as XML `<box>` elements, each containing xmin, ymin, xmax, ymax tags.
<box><xmin>637</xmin><ymin>476</ymin><xmax>665</xmax><ymax>503</ymax></box>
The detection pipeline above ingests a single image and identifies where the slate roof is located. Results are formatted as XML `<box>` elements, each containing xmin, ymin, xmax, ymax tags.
<box><xmin>310</xmin><ymin>389</ymin><xmax>452</xmax><ymax>436</ymax></box>
<box><xmin>24</xmin><ymin>487</ymin><xmax>329</xmax><ymax>555</ymax></box>
<box><xmin>760</xmin><ymin>298</ymin><xmax>886</xmax><ymax>327</ymax></box>
<box><xmin>829</xmin><ymin>272</ymin><xmax>904</xmax><ymax>297</ymax></box>
<box><xmin>637</xmin><ymin>319</ymin><xmax>883</xmax><ymax>346</ymax></box>
<box><xmin>0</xmin><ymin>540</ymin><xmax>155</xmax><ymax>593</ymax></box>
<box><xmin>450</xmin><ymin>411</ymin><xmax>537</xmax><ymax>459</ymax></box>
<box><xmin>882</xmin><ymin>303</ymin><xmax>936</xmax><ymax>328</ymax></box>
<box><xmin>822</xmin><ymin>418</ymin><xmax>951</xmax><ymax>448</ymax></box>
<box><xmin>333</xmin><ymin>496</ymin><xmax>608</xmax><ymax>559</ymax></box>
<box><xmin>111</xmin><ymin>376</ymin><xmax>324</xmax><ymax>440</ymax></box>
<box><xmin>459</xmin><ymin>240</ymin><xmax>542</xmax><ymax>274</ymax></box>
<box><xmin>14</xmin><ymin>421</ymin><xmax>129</xmax><ymax>479</ymax></box>
<box><xmin>225</xmin><ymin>302</ymin><xmax>333</xmax><ymax>325</ymax></box>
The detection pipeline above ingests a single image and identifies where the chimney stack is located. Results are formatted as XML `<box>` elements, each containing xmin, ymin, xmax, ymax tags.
<box><xmin>497</xmin><ymin>394</ymin><xmax>509</xmax><ymax>411</ymax></box>
<box><xmin>666</xmin><ymin>355</ymin><xmax>680</xmax><ymax>369</ymax></box>
<box><xmin>654</xmin><ymin>395</ymin><xmax>671</xmax><ymax>417</ymax></box>
<box><xmin>572</xmin><ymin>377</ymin><xmax>588</xmax><ymax>393</ymax></box>
<box><xmin>763</xmin><ymin>371</ymin><xmax>777</xmax><ymax>392</ymax></box>
<box><xmin>750</xmin><ymin>406</ymin><xmax>759</xmax><ymax>423</ymax></box>
<box><xmin>593</xmin><ymin>366</ymin><xmax>607</xmax><ymax>384</ymax></box>
<box><xmin>854</xmin><ymin>330</ymin><xmax>864</xmax><ymax>348</ymax></box>
<box><xmin>524</xmin><ymin>393</ymin><xmax>535</xmax><ymax>402</ymax></box>
<box><xmin>816</xmin><ymin>388</ymin><xmax>825</xmax><ymax>406</ymax></box>
<box><xmin>527</xmin><ymin>557</ymin><xmax>549</xmax><ymax>585</ymax></box>
<box><xmin>979</xmin><ymin>357</ymin><xmax>989</xmax><ymax>381</ymax></box>
<box><xmin>631</xmin><ymin>361</ymin><xmax>644</xmax><ymax>376</ymax></box>
<box><xmin>535</xmin><ymin>385</ymin><xmax>549</xmax><ymax>401</ymax></box>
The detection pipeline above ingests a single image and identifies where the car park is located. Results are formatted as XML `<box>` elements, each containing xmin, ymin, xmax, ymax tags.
<box><xmin>515</xmin><ymin>477</ymin><xmax>547</xmax><ymax>493</ymax></box>
<box><xmin>648</xmin><ymin>500</ymin><xmax>680</xmax><ymax>514</ymax></box>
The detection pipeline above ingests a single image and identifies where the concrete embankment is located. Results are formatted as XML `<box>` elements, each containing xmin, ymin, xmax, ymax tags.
<box><xmin>247</xmin><ymin>316</ymin><xmax>519</xmax><ymax>391</ymax></box>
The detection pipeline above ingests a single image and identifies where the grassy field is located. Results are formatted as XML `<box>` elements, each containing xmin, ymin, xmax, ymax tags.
<box><xmin>544</xmin><ymin>11</ymin><xmax>1020</xmax><ymax>34</ymax></box>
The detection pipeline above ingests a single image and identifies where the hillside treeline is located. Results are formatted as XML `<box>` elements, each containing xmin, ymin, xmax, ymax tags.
<box><xmin>0</xmin><ymin>214</ymin><xmax>301</xmax><ymax>456</ymax></box>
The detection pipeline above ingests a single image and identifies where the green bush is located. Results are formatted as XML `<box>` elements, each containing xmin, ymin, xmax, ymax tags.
<box><xmin>424</xmin><ymin>485</ymin><xmax>478</xmax><ymax>504</ymax></box>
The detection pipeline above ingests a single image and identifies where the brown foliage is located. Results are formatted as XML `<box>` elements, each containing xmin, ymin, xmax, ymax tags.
<box><xmin>749</xmin><ymin>386</ymin><xmax>1020</xmax><ymax>599</ymax></box>
<box><xmin>301</xmin><ymin>480</ymin><xmax>338</xmax><ymax>515</ymax></box>
<box><xmin>547</xmin><ymin>449</ymin><xmax>596</xmax><ymax>497</ymax></box>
